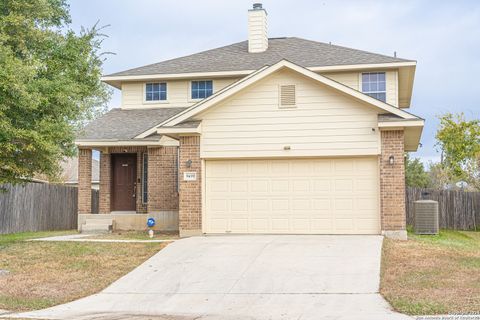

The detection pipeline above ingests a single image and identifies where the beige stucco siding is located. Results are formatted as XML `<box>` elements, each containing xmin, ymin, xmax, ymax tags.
<box><xmin>198</xmin><ymin>69</ymin><xmax>381</xmax><ymax>159</ymax></box>
<box><xmin>121</xmin><ymin>78</ymin><xmax>239</xmax><ymax>109</ymax></box>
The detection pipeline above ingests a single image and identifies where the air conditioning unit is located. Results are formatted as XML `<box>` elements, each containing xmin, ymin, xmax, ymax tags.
<box><xmin>414</xmin><ymin>200</ymin><xmax>439</xmax><ymax>235</ymax></box>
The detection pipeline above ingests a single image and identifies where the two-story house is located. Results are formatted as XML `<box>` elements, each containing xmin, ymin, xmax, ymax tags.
<box><xmin>76</xmin><ymin>3</ymin><xmax>423</xmax><ymax>239</ymax></box>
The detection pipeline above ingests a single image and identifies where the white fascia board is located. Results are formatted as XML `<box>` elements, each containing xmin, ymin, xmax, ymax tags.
<box><xmin>75</xmin><ymin>138</ymin><xmax>178</xmax><ymax>147</ymax></box>
<box><xmin>156</xmin><ymin>125</ymin><xmax>201</xmax><ymax>135</ymax></box>
<box><xmin>101</xmin><ymin>70</ymin><xmax>253</xmax><ymax>82</ymax></box>
<box><xmin>378</xmin><ymin>119</ymin><xmax>424</xmax><ymax>128</ymax></box>
<box><xmin>101</xmin><ymin>61</ymin><xmax>416</xmax><ymax>82</ymax></box>
<box><xmin>309</xmin><ymin>61</ymin><xmax>416</xmax><ymax>72</ymax></box>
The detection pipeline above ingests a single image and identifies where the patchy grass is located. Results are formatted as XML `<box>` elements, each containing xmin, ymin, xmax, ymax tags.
<box><xmin>86</xmin><ymin>230</ymin><xmax>178</xmax><ymax>241</ymax></box>
<box><xmin>381</xmin><ymin>229</ymin><xmax>480</xmax><ymax>315</ymax></box>
<box><xmin>0</xmin><ymin>230</ymin><xmax>76</xmax><ymax>248</ymax></box>
<box><xmin>0</xmin><ymin>231</ymin><xmax>167</xmax><ymax>312</ymax></box>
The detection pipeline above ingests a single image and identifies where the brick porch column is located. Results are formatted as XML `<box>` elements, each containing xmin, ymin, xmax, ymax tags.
<box><xmin>178</xmin><ymin>136</ymin><xmax>202</xmax><ymax>237</ymax></box>
<box><xmin>147</xmin><ymin>146</ymin><xmax>179</xmax><ymax>212</ymax></box>
<box><xmin>380</xmin><ymin>130</ymin><xmax>406</xmax><ymax>240</ymax></box>
<box><xmin>78</xmin><ymin>148</ymin><xmax>92</xmax><ymax>214</ymax></box>
<box><xmin>99</xmin><ymin>151</ymin><xmax>111</xmax><ymax>214</ymax></box>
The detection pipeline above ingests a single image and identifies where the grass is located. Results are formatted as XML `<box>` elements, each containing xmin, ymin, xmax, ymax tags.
<box><xmin>86</xmin><ymin>230</ymin><xmax>179</xmax><ymax>241</ymax></box>
<box><xmin>381</xmin><ymin>228</ymin><xmax>480</xmax><ymax>315</ymax></box>
<box><xmin>0</xmin><ymin>230</ymin><xmax>167</xmax><ymax>312</ymax></box>
<box><xmin>0</xmin><ymin>230</ymin><xmax>76</xmax><ymax>248</ymax></box>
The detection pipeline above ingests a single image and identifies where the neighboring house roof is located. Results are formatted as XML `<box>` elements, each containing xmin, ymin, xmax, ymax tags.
<box><xmin>77</xmin><ymin>108</ymin><xmax>187</xmax><ymax>140</ymax></box>
<box><xmin>136</xmin><ymin>60</ymin><xmax>422</xmax><ymax>139</ymax></box>
<box><xmin>61</xmin><ymin>157</ymin><xmax>99</xmax><ymax>184</ymax></box>
<box><xmin>105</xmin><ymin>37</ymin><xmax>413</xmax><ymax>77</ymax></box>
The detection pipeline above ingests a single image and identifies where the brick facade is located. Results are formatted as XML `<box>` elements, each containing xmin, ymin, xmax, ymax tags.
<box><xmin>99</xmin><ymin>151</ymin><xmax>111</xmax><ymax>214</ymax></box>
<box><xmin>380</xmin><ymin>130</ymin><xmax>406</xmax><ymax>239</ymax></box>
<box><xmin>147</xmin><ymin>146</ymin><xmax>179</xmax><ymax>212</ymax></box>
<box><xmin>95</xmin><ymin>146</ymin><xmax>179</xmax><ymax>215</ymax></box>
<box><xmin>178</xmin><ymin>136</ymin><xmax>202</xmax><ymax>236</ymax></box>
<box><xmin>78</xmin><ymin>148</ymin><xmax>92</xmax><ymax>214</ymax></box>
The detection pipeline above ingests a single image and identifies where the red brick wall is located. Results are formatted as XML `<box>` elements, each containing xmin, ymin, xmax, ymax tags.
<box><xmin>178</xmin><ymin>136</ymin><xmax>202</xmax><ymax>234</ymax></box>
<box><xmin>78</xmin><ymin>148</ymin><xmax>92</xmax><ymax>214</ymax></box>
<box><xmin>380</xmin><ymin>130</ymin><xmax>406</xmax><ymax>231</ymax></box>
<box><xmin>147</xmin><ymin>146</ymin><xmax>179</xmax><ymax>212</ymax></box>
<box><xmin>99</xmin><ymin>151</ymin><xmax>111</xmax><ymax>214</ymax></box>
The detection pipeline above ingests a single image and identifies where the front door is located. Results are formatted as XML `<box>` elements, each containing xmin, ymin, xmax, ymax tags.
<box><xmin>112</xmin><ymin>154</ymin><xmax>137</xmax><ymax>211</ymax></box>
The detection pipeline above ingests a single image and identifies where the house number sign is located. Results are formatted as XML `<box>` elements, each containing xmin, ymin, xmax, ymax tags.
<box><xmin>183</xmin><ymin>172</ymin><xmax>197</xmax><ymax>181</ymax></box>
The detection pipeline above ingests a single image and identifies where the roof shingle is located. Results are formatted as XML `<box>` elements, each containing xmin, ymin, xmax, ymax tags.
<box><xmin>106</xmin><ymin>37</ymin><xmax>413</xmax><ymax>77</ymax></box>
<box><xmin>77</xmin><ymin>108</ymin><xmax>187</xmax><ymax>140</ymax></box>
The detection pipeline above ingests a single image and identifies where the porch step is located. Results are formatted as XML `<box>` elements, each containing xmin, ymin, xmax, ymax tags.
<box><xmin>81</xmin><ymin>219</ymin><xmax>113</xmax><ymax>233</ymax></box>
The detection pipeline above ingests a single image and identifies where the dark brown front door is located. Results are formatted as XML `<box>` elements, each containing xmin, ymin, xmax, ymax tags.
<box><xmin>112</xmin><ymin>154</ymin><xmax>137</xmax><ymax>211</ymax></box>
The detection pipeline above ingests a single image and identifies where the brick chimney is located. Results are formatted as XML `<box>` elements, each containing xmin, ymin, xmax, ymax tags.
<box><xmin>248</xmin><ymin>3</ymin><xmax>268</xmax><ymax>53</ymax></box>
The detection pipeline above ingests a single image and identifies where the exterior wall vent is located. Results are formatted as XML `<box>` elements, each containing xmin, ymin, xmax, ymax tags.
<box><xmin>279</xmin><ymin>85</ymin><xmax>296</xmax><ymax>107</ymax></box>
<box><xmin>414</xmin><ymin>200</ymin><xmax>439</xmax><ymax>235</ymax></box>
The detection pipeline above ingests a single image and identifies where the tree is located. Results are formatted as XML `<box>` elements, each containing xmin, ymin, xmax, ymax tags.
<box><xmin>428</xmin><ymin>162</ymin><xmax>451</xmax><ymax>190</ymax></box>
<box><xmin>405</xmin><ymin>154</ymin><xmax>431</xmax><ymax>188</ymax></box>
<box><xmin>436</xmin><ymin>113</ymin><xmax>480</xmax><ymax>190</ymax></box>
<box><xmin>0</xmin><ymin>0</ymin><xmax>110</xmax><ymax>184</ymax></box>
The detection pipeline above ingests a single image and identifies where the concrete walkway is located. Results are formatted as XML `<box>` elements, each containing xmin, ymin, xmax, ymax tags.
<box><xmin>6</xmin><ymin>235</ymin><xmax>412</xmax><ymax>320</ymax></box>
<box><xmin>30</xmin><ymin>233</ymin><xmax>175</xmax><ymax>243</ymax></box>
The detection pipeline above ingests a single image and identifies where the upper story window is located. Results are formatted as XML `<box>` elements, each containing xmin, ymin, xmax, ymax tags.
<box><xmin>145</xmin><ymin>82</ymin><xmax>167</xmax><ymax>101</ymax></box>
<box><xmin>362</xmin><ymin>72</ymin><xmax>386</xmax><ymax>102</ymax></box>
<box><xmin>191</xmin><ymin>80</ymin><xmax>213</xmax><ymax>99</ymax></box>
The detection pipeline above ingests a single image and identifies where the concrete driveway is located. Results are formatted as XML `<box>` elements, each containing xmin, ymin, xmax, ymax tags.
<box><xmin>8</xmin><ymin>235</ymin><xmax>412</xmax><ymax>320</ymax></box>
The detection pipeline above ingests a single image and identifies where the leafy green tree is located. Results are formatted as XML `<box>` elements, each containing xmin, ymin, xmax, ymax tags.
<box><xmin>0</xmin><ymin>0</ymin><xmax>110</xmax><ymax>184</ymax></box>
<box><xmin>405</xmin><ymin>154</ymin><xmax>431</xmax><ymax>188</ymax></box>
<box><xmin>436</xmin><ymin>113</ymin><xmax>480</xmax><ymax>190</ymax></box>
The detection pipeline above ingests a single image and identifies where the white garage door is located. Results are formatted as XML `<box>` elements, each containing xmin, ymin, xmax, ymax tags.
<box><xmin>205</xmin><ymin>158</ymin><xmax>380</xmax><ymax>234</ymax></box>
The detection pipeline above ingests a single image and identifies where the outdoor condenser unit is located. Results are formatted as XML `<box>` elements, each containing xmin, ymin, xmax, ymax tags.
<box><xmin>414</xmin><ymin>200</ymin><xmax>439</xmax><ymax>235</ymax></box>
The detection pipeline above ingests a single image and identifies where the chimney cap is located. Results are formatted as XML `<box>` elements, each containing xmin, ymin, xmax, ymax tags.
<box><xmin>252</xmin><ymin>3</ymin><xmax>263</xmax><ymax>10</ymax></box>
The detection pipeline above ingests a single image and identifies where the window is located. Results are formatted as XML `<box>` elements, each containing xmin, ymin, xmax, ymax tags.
<box><xmin>362</xmin><ymin>72</ymin><xmax>386</xmax><ymax>102</ymax></box>
<box><xmin>142</xmin><ymin>153</ymin><xmax>148</xmax><ymax>203</ymax></box>
<box><xmin>191</xmin><ymin>80</ymin><xmax>213</xmax><ymax>99</ymax></box>
<box><xmin>145</xmin><ymin>82</ymin><xmax>167</xmax><ymax>101</ymax></box>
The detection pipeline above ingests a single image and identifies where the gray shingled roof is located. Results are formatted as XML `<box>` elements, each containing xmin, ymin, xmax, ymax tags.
<box><xmin>77</xmin><ymin>108</ymin><xmax>186</xmax><ymax>140</ymax></box>
<box><xmin>106</xmin><ymin>37</ymin><xmax>412</xmax><ymax>77</ymax></box>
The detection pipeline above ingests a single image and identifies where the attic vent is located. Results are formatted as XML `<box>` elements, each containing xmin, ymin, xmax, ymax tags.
<box><xmin>279</xmin><ymin>85</ymin><xmax>296</xmax><ymax>107</ymax></box>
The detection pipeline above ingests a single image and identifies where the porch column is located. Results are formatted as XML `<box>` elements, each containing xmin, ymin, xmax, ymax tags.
<box><xmin>78</xmin><ymin>148</ymin><xmax>92</xmax><ymax>214</ymax></box>
<box><xmin>147</xmin><ymin>146</ymin><xmax>179</xmax><ymax>213</ymax></box>
<box><xmin>99</xmin><ymin>151</ymin><xmax>111</xmax><ymax>214</ymax></box>
<box><xmin>380</xmin><ymin>130</ymin><xmax>406</xmax><ymax>240</ymax></box>
<box><xmin>178</xmin><ymin>136</ymin><xmax>202</xmax><ymax>237</ymax></box>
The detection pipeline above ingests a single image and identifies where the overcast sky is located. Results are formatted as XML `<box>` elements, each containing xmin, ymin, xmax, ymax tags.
<box><xmin>69</xmin><ymin>0</ymin><xmax>480</xmax><ymax>165</ymax></box>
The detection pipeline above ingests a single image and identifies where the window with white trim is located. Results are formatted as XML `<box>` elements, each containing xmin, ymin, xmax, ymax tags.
<box><xmin>142</xmin><ymin>153</ymin><xmax>148</xmax><ymax>203</ymax></box>
<box><xmin>191</xmin><ymin>80</ymin><xmax>213</xmax><ymax>99</ymax></box>
<box><xmin>145</xmin><ymin>82</ymin><xmax>167</xmax><ymax>101</ymax></box>
<box><xmin>362</xmin><ymin>72</ymin><xmax>386</xmax><ymax>102</ymax></box>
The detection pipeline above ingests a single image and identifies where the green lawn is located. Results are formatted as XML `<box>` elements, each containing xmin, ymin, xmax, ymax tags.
<box><xmin>0</xmin><ymin>230</ymin><xmax>167</xmax><ymax>312</ymax></box>
<box><xmin>381</xmin><ymin>229</ymin><xmax>480</xmax><ymax>315</ymax></box>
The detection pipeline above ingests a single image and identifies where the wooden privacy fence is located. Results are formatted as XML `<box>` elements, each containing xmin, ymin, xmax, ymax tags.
<box><xmin>0</xmin><ymin>183</ymin><xmax>99</xmax><ymax>234</ymax></box>
<box><xmin>406</xmin><ymin>187</ymin><xmax>480</xmax><ymax>231</ymax></box>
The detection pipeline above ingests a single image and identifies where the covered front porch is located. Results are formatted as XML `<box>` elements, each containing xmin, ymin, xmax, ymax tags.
<box><xmin>77</xmin><ymin>142</ymin><xmax>180</xmax><ymax>232</ymax></box>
